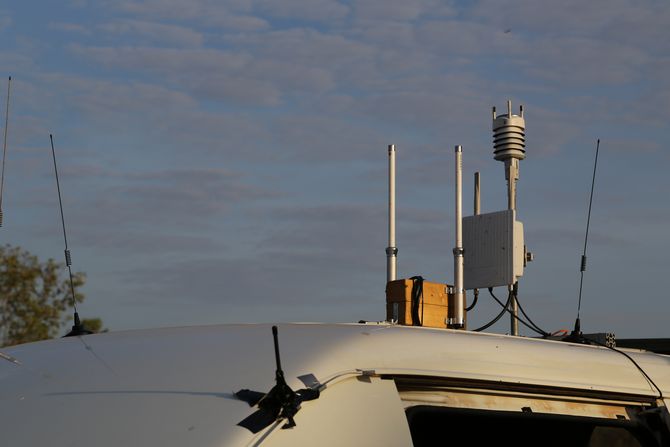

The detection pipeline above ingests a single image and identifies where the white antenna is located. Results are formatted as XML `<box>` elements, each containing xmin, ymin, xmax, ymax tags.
<box><xmin>448</xmin><ymin>145</ymin><xmax>465</xmax><ymax>328</ymax></box>
<box><xmin>492</xmin><ymin>100</ymin><xmax>526</xmax><ymax>335</ymax></box>
<box><xmin>385</xmin><ymin>144</ymin><xmax>398</xmax><ymax>283</ymax></box>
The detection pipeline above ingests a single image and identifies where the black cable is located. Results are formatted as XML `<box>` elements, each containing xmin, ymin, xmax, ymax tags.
<box><xmin>487</xmin><ymin>287</ymin><xmax>549</xmax><ymax>337</ymax></box>
<box><xmin>409</xmin><ymin>276</ymin><xmax>423</xmax><ymax>326</ymax></box>
<box><xmin>514</xmin><ymin>290</ymin><xmax>551</xmax><ymax>337</ymax></box>
<box><xmin>488</xmin><ymin>287</ymin><xmax>540</xmax><ymax>335</ymax></box>
<box><xmin>473</xmin><ymin>290</ymin><xmax>512</xmax><ymax>332</ymax></box>
<box><xmin>588</xmin><ymin>338</ymin><xmax>663</xmax><ymax>400</ymax></box>
<box><xmin>466</xmin><ymin>289</ymin><xmax>478</xmax><ymax>312</ymax></box>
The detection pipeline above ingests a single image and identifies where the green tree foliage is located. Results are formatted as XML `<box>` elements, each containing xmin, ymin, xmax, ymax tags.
<box><xmin>0</xmin><ymin>244</ymin><xmax>92</xmax><ymax>347</ymax></box>
<box><xmin>81</xmin><ymin>317</ymin><xmax>107</xmax><ymax>333</ymax></box>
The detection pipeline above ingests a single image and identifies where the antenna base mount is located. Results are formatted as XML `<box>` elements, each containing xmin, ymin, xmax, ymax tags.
<box><xmin>63</xmin><ymin>312</ymin><xmax>93</xmax><ymax>337</ymax></box>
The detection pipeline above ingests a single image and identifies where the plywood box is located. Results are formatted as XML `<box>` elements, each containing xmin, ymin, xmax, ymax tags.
<box><xmin>386</xmin><ymin>278</ymin><xmax>453</xmax><ymax>329</ymax></box>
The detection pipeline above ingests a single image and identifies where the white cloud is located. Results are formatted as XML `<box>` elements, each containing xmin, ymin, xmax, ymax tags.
<box><xmin>0</xmin><ymin>12</ymin><xmax>12</xmax><ymax>31</ymax></box>
<box><xmin>48</xmin><ymin>22</ymin><xmax>91</xmax><ymax>34</ymax></box>
<box><xmin>472</xmin><ymin>0</ymin><xmax>670</xmax><ymax>48</ymax></box>
<box><xmin>523</xmin><ymin>37</ymin><xmax>649</xmax><ymax>86</ymax></box>
<box><xmin>69</xmin><ymin>44</ymin><xmax>250</xmax><ymax>73</ymax></box>
<box><xmin>352</xmin><ymin>0</ymin><xmax>455</xmax><ymax>21</ymax></box>
<box><xmin>112</xmin><ymin>0</ymin><xmax>209</xmax><ymax>20</ymax></box>
<box><xmin>255</xmin><ymin>0</ymin><xmax>350</xmax><ymax>21</ymax></box>
<box><xmin>204</xmin><ymin>13</ymin><xmax>268</xmax><ymax>31</ymax></box>
<box><xmin>231</xmin><ymin>28</ymin><xmax>376</xmax><ymax>71</ymax></box>
<box><xmin>67</xmin><ymin>45</ymin><xmax>283</xmax><ymax>105</ymax></box>
<box><xmin>109</xmin><ymin>0</ymin><xmax>268</xmax><ymax>31</ymax></box>
<box><xmin>99</xmin><ymin>19</ymin><xmax>204</xmax><ymax>47</ymax></box>
<box><xmin>68</xmin><ymin>34</ymin><xmax>358</xmax><ymax>104</ymax></box>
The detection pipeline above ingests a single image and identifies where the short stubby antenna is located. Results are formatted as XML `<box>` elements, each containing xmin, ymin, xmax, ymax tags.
<box><xmin>235</xmin><ymin>326</ymin><xmax>320</xmax><ymax>433</ymax></box>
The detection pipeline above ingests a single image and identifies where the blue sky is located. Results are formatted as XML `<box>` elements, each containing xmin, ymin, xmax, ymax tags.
<box><xmin>0</xmin><ymin>0</ymin><xmax>669</xmax><ymax>337</ymax></box>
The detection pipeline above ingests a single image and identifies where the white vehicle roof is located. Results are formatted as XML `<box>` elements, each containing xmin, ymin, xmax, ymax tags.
<box><xmin>1</xmin><ymin>323</ymin><xmax>669</xmax><ymax>446</ymax></box>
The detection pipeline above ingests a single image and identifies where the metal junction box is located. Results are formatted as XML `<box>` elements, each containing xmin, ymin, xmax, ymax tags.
<box><xmin>463</xmin><ymin>209</ymin><xmax>524</xmax><ymax>289</ymax></box>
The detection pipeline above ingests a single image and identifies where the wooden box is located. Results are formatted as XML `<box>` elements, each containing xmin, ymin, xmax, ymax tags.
<box><xmin>386</xmin><ymin>278</ymin><xmax>452</xmax><ymax>328</ymax></box>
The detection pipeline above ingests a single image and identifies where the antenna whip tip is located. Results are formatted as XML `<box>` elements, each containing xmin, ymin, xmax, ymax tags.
<box><xmin>8</xmin><ymin>76</ymin><xmax>11</xmax><ymax>81</ymax></box>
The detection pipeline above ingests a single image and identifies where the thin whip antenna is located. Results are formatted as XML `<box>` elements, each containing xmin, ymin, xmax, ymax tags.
<box><xmin>50</xmin><ymin>134</ymin><xmax>77</xmax><ymax>313</ymax></box>
<box><xmin>567</xmin><ymin>139</ymin><xmax>600</xmax><ymax>339</ymax></box>
<box><xmin>50</xmin><ymin>134</ymin><xmax>91</xmax><ymax>337</ymax></box>
<box><xmin>0</xmin><ymin>76</ymin><xmax>12</xmax><ymax>226</ymax></box>
<box><xmin>576</xmin><ymin>139</ymin><xmax>600</xmax><ymax>320</ymax></box>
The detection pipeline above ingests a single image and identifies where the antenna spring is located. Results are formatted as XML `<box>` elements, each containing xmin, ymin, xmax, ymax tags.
<box><xmin>65</xmin><ymin>249</ymin><xmax>72</xmax><ymax>267</ymax></box>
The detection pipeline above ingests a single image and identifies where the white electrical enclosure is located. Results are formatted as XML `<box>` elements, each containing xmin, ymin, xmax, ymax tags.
<box><xmin>463</xmin><ymin>209</ymin><xmax>524</xmax><ymax>289</ymax></box>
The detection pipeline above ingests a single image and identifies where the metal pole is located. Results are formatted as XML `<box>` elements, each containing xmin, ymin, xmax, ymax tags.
<box><xmin>386</xmin><ymin>144</ymin><xmax>398</xmax><ymax>283</ymax></box>
<box><xmin>472</xmin><ymin>172</ymin><xmax>480</xmax><ymax>314</ymax></box>
<box><xmin>474</xmin><ymin>172</ymin><xmax>480</xmax><ymax>215</ymax></box>
<box><xmin>449</xmin><ymin>145</ymin><xmax>465</xmax><ymax>328</ymax></box>
<box><xmin>505</xmin><ymin>159</ymin><xmax>519</xmax><ymax>210</ymax></box>
<box><xmin>509</xmin><ymin>284</ymin><xmax>518</xmax><ymax>335</ymax></box>
<box><xmin>504</xmin><ymin>101</ymin><xmax>519</xmax><ymax>335</ymax></box>
<box><xmin>507</xmin><ymin>159</ymin><xmax>519</xmax><ymax>335</ymax></box>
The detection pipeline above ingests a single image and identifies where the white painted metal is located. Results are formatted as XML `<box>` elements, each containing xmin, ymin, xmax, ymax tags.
<box><xmin>1</xmin><ymin>324</ymin><xmax>668</xmax><ymax>446</ymax></box>
<box><xmin>463</xmin><ymin>210</ymin><xmax>524</xmax><ymax>289</ymax></box>
<box><xmin>449</xmin><ymin>145</ymin><xmax>465</xmax><ymax>328</ymax></box>
<box><xmin>262</xmin><ymin>377</ymin><xmax>412</xmax><ymax>446</ymax></box>
<box><xmin>386</xmin><ymin>144</ymin><xmax>397</xmax><ymax>283</ymax></box>
<box><xmin>492</xmin><ymin>100</ymin><xmax>526</xmax><ymax>164</ymax></box>
<box><xmin>505</xmin><ymin>159</ymin><xmax>519</xmax><ymax>210</ymax></box>
<box><xmin>492</xmin><ymin>100</ymin><xmax>527</xmax><ymax>335</ymax></box>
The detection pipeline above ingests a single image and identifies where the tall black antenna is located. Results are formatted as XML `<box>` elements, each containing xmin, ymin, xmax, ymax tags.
<box><xmin>50</xmin><ymin>134</ymin><xmax>91</xmax><ymax>337</ymax></box>
<box><xmin>568</xmin><ymin>139</ymin><xmax>601</xmax><ymax>340</ymax></box>
<box><xmin>0</xmin><ymin>76</ymin><xmax>12</xmax><ymax>227</ymax></box>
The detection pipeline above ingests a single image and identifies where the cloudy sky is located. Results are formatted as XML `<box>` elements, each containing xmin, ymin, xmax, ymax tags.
<box><xmin>0</xmin><ymin>0</ymin><xmax>668</xmax><ymax>337</ymax></box>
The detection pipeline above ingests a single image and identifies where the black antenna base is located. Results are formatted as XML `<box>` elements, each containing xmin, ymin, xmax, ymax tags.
<box><xmin>235</xmin><ymin>326</ymin><xmax>320</xmax><ymax>433</ymax></box>
<box><xmin>64</xmin><ymin>312</ymin><xmax>93</xmax><ymax>337</ymax></box>
<box><xmin>562</xmin><ymin>317</ymin><xmax>587</xmax><ymax>344</ymax></box>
